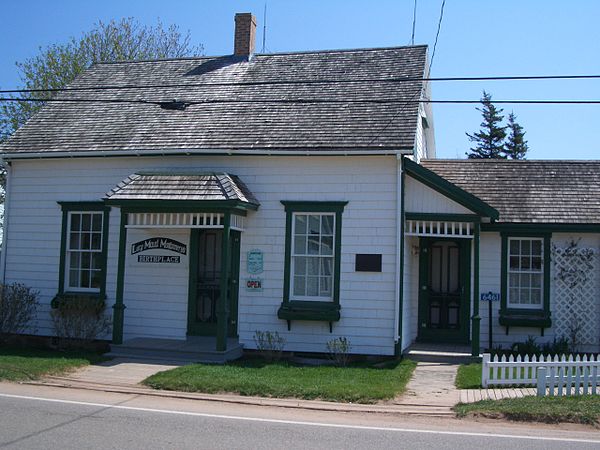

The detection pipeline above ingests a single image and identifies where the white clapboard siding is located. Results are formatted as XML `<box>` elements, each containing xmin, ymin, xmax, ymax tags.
<box><xmin>404</xmin><ymin>176</ymin><xmax>473</xmax><ymax>215</ymax></box>
<box><xmin>5</xmin><ymin>155</ymin><xmax>400</xmax><ymax>355</ymax></box>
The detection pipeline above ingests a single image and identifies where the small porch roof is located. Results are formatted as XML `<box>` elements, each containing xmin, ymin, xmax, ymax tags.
<box><xmin>104</xmin><ymin>172</ymin><xmax>260</xmax><ymax>209</ymax></box>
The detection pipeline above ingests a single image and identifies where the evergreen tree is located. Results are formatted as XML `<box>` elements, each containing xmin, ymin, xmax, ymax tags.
<box><xmin>465</xmin><ymin>91</ymin><xmax>507</xmax><ymax>159</ymax></box>
<box><xmin>504</xmin><ymin>112</ymin><xmax>529</xmax><ymax>159</ymax></box>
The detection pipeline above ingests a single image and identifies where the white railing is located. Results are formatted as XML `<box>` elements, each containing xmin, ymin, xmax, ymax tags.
<box><xmin>481</xmin><ymin>353</ymin><xmax>600</xmax><ymax>389</ymax></box>
<box><xmin>537</xmin><ymin>363</ymin><xmax>600</xmax><ymax>396</ymax></box>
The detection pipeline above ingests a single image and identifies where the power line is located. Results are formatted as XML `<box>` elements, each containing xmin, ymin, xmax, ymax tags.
<box><xmin>429</xmin><ymin>0</ymin><xmax>446</xmax><ymax>74</ymax></box>
<box><xmin>1</xmin><ymin>73</ymin><xmax>599</xmax><ymax>95</ymax></box>
<box><xmin>1</xmin><ymin>97</ymin><xmax>599</xmax><ymax>105</ymax></box>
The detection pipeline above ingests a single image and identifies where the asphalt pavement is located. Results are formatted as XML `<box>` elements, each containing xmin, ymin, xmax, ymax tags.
<box><xmin>0</xmin><ymin>383</ymin><xmax>599</xmax><ymax>450</ymax></box>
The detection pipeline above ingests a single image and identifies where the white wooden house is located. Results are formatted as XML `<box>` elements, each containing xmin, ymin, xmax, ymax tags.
<box><xmin>1</xmin><ymin>14</ymin><xmax>598</xmax><ymax>359</ymax></box>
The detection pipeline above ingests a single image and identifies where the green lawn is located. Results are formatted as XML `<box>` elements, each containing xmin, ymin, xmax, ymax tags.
<box><xmin>455</xmin><ymin>395</ymin><xmax>600</xmax><ymax>425</ymax></box>
<box><xmin>455</xmin><ymin>363</ymin><xmax>482</xmax><ymax>389</ymax></box>
<box><xmin>143</xmin><ymin>358</ymin><xmax>416</xmax><ymax>403</ymax></box>
<box><xmin>0</xmin><ymin>346</ymin><xmax>105</xmax><ymax>381</ymax></box>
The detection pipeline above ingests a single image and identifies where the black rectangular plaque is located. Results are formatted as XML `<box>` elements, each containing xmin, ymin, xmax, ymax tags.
<box><xmin>355</xmin><ymin>254</ymin><xmax>382</xmax><ymax>272</ymax></box>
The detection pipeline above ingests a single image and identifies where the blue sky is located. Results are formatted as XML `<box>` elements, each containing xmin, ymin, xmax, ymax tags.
<box><xmin>1</xmin><ymin>0</ymin><xmax>599</xmax><ymax>159</ymax></box>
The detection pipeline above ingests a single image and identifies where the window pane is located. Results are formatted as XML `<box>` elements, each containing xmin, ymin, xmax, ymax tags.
<box><xmin>509</xmin><ymin>256</ymin><xmax>519</xmax><ymax>270</ymax></box>
<box><xmin>81</xmin><ymin>233</ymin><xmax>91</xmax><ymax>250</ymax></box>
<box><xmin>321</xmin><ymin>258</ymin><xmax>333</xmax><ymax>276</ymax></box>
<box><xmin>530</xmin><ymin>289</ymin><xmax>541</xmax><ymax>305</ymax></box>
<box><xmin>307</xmin><ymin>258</ymin><xmax>320</xmax><ymax>276</ymax></box>
<box><xmin>509</xmin><ymin>240</ymin><xmax>519</xmax><ymax>254</ymax></box>
<box><xmin>509</xmin><ymin>273</ymin><xmax>519</xmax><ymax>289</ymax></box>
<box><xmin>294</xmin><ymin>256</ymin><xmax>306</xmax><ymax>275</ymax></box>
<box><xmin>81</xmin><ymin>270</ymin><xmax>90</xmax><ymax>288</ymax></box>
<box><xmin>92</xmin><ymin>253</ymin><xmax>102</xmax><ymax>270</ymax></box>
<box><xmin>531</xmin><ymin>256</ymin><xmax>542</xmax><ymax>270</ymax></box>
<box><xmin>306</xmin><ymin>277</ymin><xmax>319</xmax><ymax>296</ymax></box>
<box><xmin>321</xmin><ymin>236</ymin><xmax>333</xmax><ymax>255</ymax></box>
<box><xmin>69</xmin><ymin>233</ymin><xmax>80</xmax><ymax>250</ymax></box>
<box><xmin>519</xmin><ymin>289</ymin><xmax>530</xmax><ymax>304</ymax></box>
<box><xmin>69</xmin><ymin>270</ymin><xmax>79</xmax><ymax>288</ymax></box>
<box><xmin>82</xmin><ymin>214</ymin><xmax>92</xmax><ymax>231</ymax></box>
<box><xmin>531</xmin><ymin>240</ymin><xmax>542</xmax><ymax>255</ymax></box>
<box><xmin>307</xmin><ymin>236</ymin><xmax>320</xmax><ymax>255</ymax></box>
<box><xmin>294</xmin><ymin>236</ymin><xmax>306</xmax><ymax>254</ymax></box>
<box><xmin>531</xmin><ymin>273</ymin><xmax>542</xmax><ymax>289</ymax></box>
<box><xmin>91</xmin><ymin>270</ymin><xmax>102</xmax><ymax>289</ymax></box>
<box><xmin>509</xmin><ymin>288</ymin><xmax>519</xmax><ymax>304</ymax></box>
<box><xmin>293</xmin><ymin>276</ymin><xmax>306</xmax><ymax>296</ymax></box>
<box><xmin>91</xmin><ymin>232</ymin><xmax>102</xmax><ymax>250</ymax></box>
<box><xmin>92</xmin><ymin>214</ymin><xmax>102</xmax><ymax>232</ymax></box>
<box><xmin>321</xmin><ymin>215</ymin><xmax>334</xmax><ymax>235</ymax></box>
<box><xmin>81</xmin><ymin>252</ymin><xmax>91</xmax><ymax>269</ymax></box>
<box><xmin>294</xmin><ymin>215</ymin><xmax>307</xmax><ymax>234</ymax></box>
<box><xmin>520</xmin><ymin>273</ymin><xmax>531</xmax><ymax>289</ymax></box>
<box><xmin>308</xmin><ymin>215</ymin><xmax>320</xmax><ymax>234</ymax></box>
<box><xmin>319</xmin><ymin>276</ymin><xmax>332</xmax><ymax>297</ymax></box>
<box><xmin>521</xmin><ymin>240</ymin><xmax>530</xmax><ymax>254</ymax></box>
<box><xmin>520</xmin><ymin>256</ymin><xmax>531</xmax><ymax>270</ymax></box>
<box><xmin>69</xmin><ymin>252</ymin><xmax>80</xmax><ymax>270</ymax></box>
<box><xmin>70</xmin><ymin>214</ymin><xmax>81</xmax><ymax>232</ymax></box>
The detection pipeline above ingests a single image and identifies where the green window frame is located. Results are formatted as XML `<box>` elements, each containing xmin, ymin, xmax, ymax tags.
<box><xmin>58</xmin><ymin>202</ymin><xmax>110</xmax><ymax>296</ymax></box>
<box><xmin>278</xmin><ymin>201</ymin><xmax>347</xmax><ymax>326</ymax></box>
<box><xmin>500</xmin><ymin>232</ymin><xmax>551</xmax><ymax>329</ymax></box>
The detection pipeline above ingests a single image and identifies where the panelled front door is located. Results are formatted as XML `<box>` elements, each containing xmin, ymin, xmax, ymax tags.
<box><xmin>417</xmin><ymin>238</ymin><xmax>470</xmax><ymax>343</ymax></box>
<box><xmin>187</xmin><ymin>229</ymin><xmax>240</xmax><ymax>336</ymax></box>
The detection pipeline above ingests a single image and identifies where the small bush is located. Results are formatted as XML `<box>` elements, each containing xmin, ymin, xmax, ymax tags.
<box><xmin>510</xmin><ymin>336</ymin><xmax>542</xmax><ymax>357</ymax></box>
<box><xmin>541</xmin><ymin>337</ymin><xmax>571</xmax><ymax>357</ymax></box>
<box><xmin>253</xmin><ymin>330</ymin><xmax>286</xmax><ymax>361</ymax></box>
<box><xmin>50</xmin><ymin>294</ymin><xmax>111</xmax><ymax>349</ymax></box>
<box><xmin>326</xmin><ymin>337</ymin><xmax>352</xmax><ymax>367</ymax></box>
<box><xmin>0</xmin><ymin>283</ymin><xmax>39</xmax><ymax>343</ymax></box>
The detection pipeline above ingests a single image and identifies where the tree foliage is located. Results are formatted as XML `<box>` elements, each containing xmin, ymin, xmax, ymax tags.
<box><xmin>465</xmin><ymin>91</ymin><xmax>507</xmax><ymax>159</ymax></box>
<box><xmin>504</xmin><ymin>112</ymin><xmax>529</xmax><ymax>160</ymax></box>
<box><xmin>466</xmin><ymin>91</ymin><xmax>529</xmax><ymax>159</ymax></box>
<box><xmin>0</xmin><ymin>18</ymin><xmax>203</xmax><ymax>140</ymax></box>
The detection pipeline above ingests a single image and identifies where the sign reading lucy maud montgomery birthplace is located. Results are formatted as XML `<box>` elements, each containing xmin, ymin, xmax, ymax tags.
<box><xmin>131</xmin><ymin>237</ymin><xmax>187</xmax><ymax>264</ymax></box>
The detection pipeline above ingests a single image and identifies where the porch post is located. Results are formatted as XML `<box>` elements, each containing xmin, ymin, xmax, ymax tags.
<box><xmin>471</xmin><ymin>222</ymin><xmax>481</xmax><ymax>357</ymax></box>
<box><xmin>216</xmin><ymin>212</ymin><xmax>231</xmax><ymax>351</ymax></box>
<box><xmin>112</xmin><ymin>209</ymin><xmax>128</xmax><ymax>344</ymax></box>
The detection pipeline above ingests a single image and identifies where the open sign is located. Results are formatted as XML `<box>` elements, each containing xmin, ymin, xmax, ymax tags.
<box><xmin>246</xmin><ymin>278</ymin><xmax>263</xmax><ymax>291</ymax></box>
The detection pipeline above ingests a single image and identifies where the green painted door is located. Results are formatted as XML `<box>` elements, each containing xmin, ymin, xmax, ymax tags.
<box><xmin>417</xmin><ymin>237</ymin><xmax>471</xmax><ymax>343</ymax></box>
<box><xmin>187</xmin><ymin>229</ymin><xmax>240</xmax><ymax>337</ymax></box>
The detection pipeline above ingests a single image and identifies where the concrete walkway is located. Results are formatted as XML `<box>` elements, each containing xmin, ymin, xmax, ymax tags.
<box><xmin>395</xmin><ymin>360</ymin><xmax>460</xmax><ymax>408</ymax></box>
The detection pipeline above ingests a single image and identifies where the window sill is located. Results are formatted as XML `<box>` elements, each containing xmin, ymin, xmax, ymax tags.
<box><xmin>499</xmin><ymin>309</ymin><xmax>551</xmax><ymax>333</ymax></box>
<box><xmin>278</xmin><ymin>301</ymin><xmax>340</xmax><ymax>331</ymax></box>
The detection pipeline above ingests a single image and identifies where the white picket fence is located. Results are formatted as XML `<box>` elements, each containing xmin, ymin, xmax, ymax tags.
<box><xmin>537</xmin><ymin>363</ymin><xmax>600</xmax><ymax>396</ymax></box>
<box><xmin>481</xmin><ymin>353</ymin><xmax>600</xmax><ymax>393</ymax></box>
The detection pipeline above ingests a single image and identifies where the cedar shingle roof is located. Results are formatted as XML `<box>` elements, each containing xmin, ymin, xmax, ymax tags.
<box><xmin>421</xmin><ymin>159</ymin><xmax>600</xmax><ymax>224</ymax></box>
<box><xmin>104</xmin><ymin>172</ymin><xmax>259</xmax><ymax>206</ymax></box>
<box><xmin>1</xmin><ymin>46</ymin><xmax>428</xmax><ymax>155</ymax></box>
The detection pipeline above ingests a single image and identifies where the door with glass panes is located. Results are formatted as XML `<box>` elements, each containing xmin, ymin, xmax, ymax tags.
<box><xmin>417</xmin><ymin>238</ymin><xmax>470</xmax><ymax>343</ymax></box>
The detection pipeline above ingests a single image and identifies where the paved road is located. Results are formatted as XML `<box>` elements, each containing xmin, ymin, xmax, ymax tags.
<box><xmin>0</xmin><ymin>383</ymin><xmax>599</xmax><ymax>450</ymax></box>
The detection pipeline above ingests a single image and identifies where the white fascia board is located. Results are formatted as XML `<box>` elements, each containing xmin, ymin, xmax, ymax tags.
<box><xmin>1</xmin><ymin>147</ymin><xmax>413</xmax><ymax>160</ymax></box>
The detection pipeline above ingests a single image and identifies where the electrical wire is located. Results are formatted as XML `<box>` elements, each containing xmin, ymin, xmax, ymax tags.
<box><xmin>429</xmin><ymin>0</ymin><xmax>446</xmax><ymax>74</ymax></box>
<box><xmin>1</xmin><ymin>74</ymin><xmax>600</xmax><ymax>95</ymax></box>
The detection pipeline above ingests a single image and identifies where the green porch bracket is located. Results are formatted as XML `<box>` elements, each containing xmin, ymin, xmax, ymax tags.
<box><xmin>216</xmin><ymin>212</ymin><xmax>231</xmax><ymax>352</ymax></box>
<box><xmin>471</xmin><ymin>222</ymin><xmax>481</xmax><ymax>357</ymax></box>
<box><xmin>112</xmin><ymin>210</ymin><xmax>128</xmax><ymax>345</ymax></box>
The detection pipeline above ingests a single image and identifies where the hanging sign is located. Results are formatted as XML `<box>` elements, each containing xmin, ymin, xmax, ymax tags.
<box><xmin>246</xmin><ymin>277</ymin><xmax>263</xmax><ymax>291</ymax></box>
<box><xmin>131</xmin><ymin>237</ymin><xmax>187</xmax><ymax>256</ymax></box>
<box><xmin>480</xmin><ymin>291</ymin><xmax>500</xmax><ymax>302</ymax></box>
<box><xmin>247</xmin><ymin>249</ymin><xmax>264</xmax><ymax>274</ymax></box>
<box><xmin>131</xmin><ymin>237</ymin><xmax>187</xmax><ymax>264</ymax></box>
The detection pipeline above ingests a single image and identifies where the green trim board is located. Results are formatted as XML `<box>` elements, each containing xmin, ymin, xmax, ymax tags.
<box><xmin>104</xmin><ymin>199</ymin><xmax>258</xmax><ymax>212</ymax></box>
<box><xmin>482</xmin><ymin>223</ymin><xmax>600</xmax><ymax>233</ymax></box>
<box><xmin>471</xmin><ymin>222</ymin><xmax>481</xmax><ymax>357</ymax></box>
<box><xmin>405</xmin><ymin>212</ymin><xmax>482</xmax><ymax>223</ymax></box>
<box><xmin>403</xmin><ymin>157</ymin><xmax>499</xmax><ymax>219</ymax></box>
<box><xmin>278</xmin><ymin>201</ymin><xmax>347</xmax><ymax>329</ymax></box>
<box><xmin>217</xmin><ymin>212</ymin><xmax>231</xmax><ymax>351</ymax></box>
<box><xmin>397</xmin><ymin>165</ymin><xmax>405</xmax><ymax>355</ymax></box>
<box><xmin>57</xmin><ymin>202</ymin><xmax>111</xmax><ymax>297</ymax></box>
<box><xmin>112</xmin><ymin>209</ymin><xmax>128</xmax><ymax>344</ymax></box>
<box><xmin>499</xmin><ymin>231</ymin><xmax>552</xmax><ymax>334</ymax></box>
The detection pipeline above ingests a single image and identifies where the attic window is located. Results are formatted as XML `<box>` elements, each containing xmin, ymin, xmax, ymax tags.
<box><xmin>159</xmin><ymin>100</ymin><xmax>190</xmax><ymax>111</ymax></box>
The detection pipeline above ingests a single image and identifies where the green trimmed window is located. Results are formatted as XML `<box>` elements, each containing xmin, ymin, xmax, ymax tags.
<box><xmin>507</xmin><ymin>238</ymin><xmax>544</xmax><ymax>309</ymax></box>
<box><xmin>278</xmin><ymin>201</ymin><xmax>347</xmax><ymax>326</ymax></box>
<box><xmin>58</xmin><ymin>203</ymin><xmax>110</xmax><ymax>295</ymax></box>
<box><xmin>291</xmin><ymin>213</ymin><xmax>335</xmax><ymax>301</ymax></box>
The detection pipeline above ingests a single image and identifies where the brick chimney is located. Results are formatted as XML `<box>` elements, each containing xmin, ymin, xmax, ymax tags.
<box><xmin>234</xmin><ymin>13</ymin><xmax>257</xmax><ymax>57</ymax></box>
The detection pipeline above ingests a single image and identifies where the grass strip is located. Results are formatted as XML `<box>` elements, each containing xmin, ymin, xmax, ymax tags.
<box><xmin>455</xmin><ymin>395</ymin><xmax>600</xmax><ymax>425</ymax></box>
<box><xmin>143</xmin><ymin>358</ymin><xmax>416</xmax><ymax>404</ymax></box>
<box><xmin>0</xmin><ymin>346</ymin><xmax>105</xmax><ymax>381</ymax></box>
<box><xmin>455</xmin><ymin>363</ymin><xmax>482</xmax><ymax>389</ymax></box>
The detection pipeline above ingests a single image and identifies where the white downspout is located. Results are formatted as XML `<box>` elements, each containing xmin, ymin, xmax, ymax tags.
<box><xmin>0</xmin><ymin>161</ymin><xmax>11</xmax><ymax>283</ymax></box>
